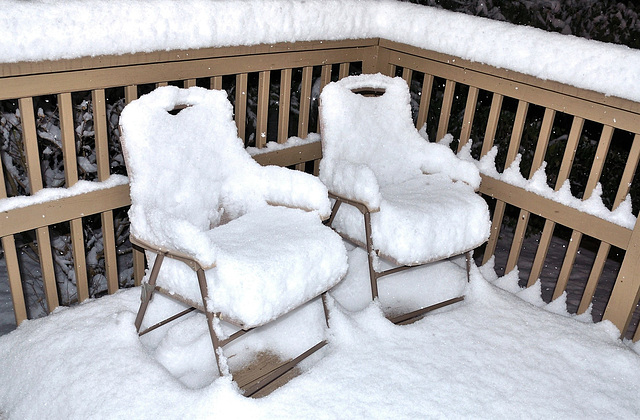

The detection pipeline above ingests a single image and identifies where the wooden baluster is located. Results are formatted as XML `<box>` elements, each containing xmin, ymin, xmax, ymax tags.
<box><xmin>124</xmin><ymin>85</ymin><xmax>146</xmax><ymax>287</ymax></box>
<box><xmin>482</xmin><ymin>100</ymin><xmax>529</xmax><ymax>264</ymax></box>
<box><xmin>480</xmin><ymin>93</ymin><xmax>504</xmax><ymax>157</ymax></box>
<box><xmin>436</xmin><ymin>80</ymin><xmax>456</xmax><ymax>142</ymax></box>
<box><xmin>278</xmin><ymin>69</ymin><xmax>292</xmax><ymax>144</ymax></box>
<box><xmin>505</xmin><ymin>107</ymin><xmax>555</xmax><ymax>274</ymax></box>
<box><xmin>297</xmin><ymin>66</ymin><xmax>313</xmax><ymax>139</ymax></box>
<box><xmin>320</xmin><ymin>65</ymin><xmax>332</xmax><ymax>90</ymax></box>
<box><xmin>315</xmin><ymin>65</ymin><xmax>333</xmax><ymax>175</ymax></box>
<box><xmin>458</xmin><ymin>86</ymin><xmax>479</xmax><ymax>151</ymax></box>
<box><xmin>235</xmin><ymin>73</ymin><xmax>248</xmax><ymax>143</ymax></box>
<box><xmin>416</xmin><ymin>74</ymin><xmax>434</xmax><ymax>134</ymax></box>
<box><xmin>338</xmin><ymin>63</ymin><xmax>350</xmax><ymax>80</ymax></box>
<box><xmin>211</xmin><ymin>76</ymin><xmax>223</xmax><ymax>90</ymax></box>
<box><xmin>256</xmin><ymin>71</ymin><xmax>270</xmax><ymax>149</ymax></box>
<box><xmin>0</xmin><ymin>153</ymin><xmax>27</xmax><ymax>323</ymax></box>
<box><xmin>549</xmin><ymin>124</ymin><xmax>611</xmax><ymax>303</ymax></box>
<box><xmin>526</xmin><ymin>117</ymin><xmax>584</xmax><ymax>289</ymax></box>
<box><xmin>296</xmin><ymin>66</ymin><xmax>313</xmax><ymax>170</ymax></box>
<box><xmin>92</xmin><ymin>89</ymin><xmax>119</xmax><ymax>294</ymax></box>
<box><xmin>20</xmin><ymin>97</ymin><xmax>59</xmax><ymax>312</ymax></box>
<box><xmin>401</xmin><ymin>68</ymin><xmax>413</xmax><ymax>86</ymax></box>
<box><xmin>59</xmin><ymin>92</ymin><xmax>90</xmax><ymax>302</ymax></box>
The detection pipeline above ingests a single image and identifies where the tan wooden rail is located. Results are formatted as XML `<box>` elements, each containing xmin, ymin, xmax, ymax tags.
<box><xmin>376</xmin><ymin>39</ymin><xmax>640</xmax><ymax>340</ymax></box>
<box><xmin>0</xmin><ymin>39</ymin><xmax>378</xmax><ymax>327</ymax></box>
<box><xmin>1</xmin><ymin>38</ymin><xmax>639</xmax><ymax>341</ymax></box>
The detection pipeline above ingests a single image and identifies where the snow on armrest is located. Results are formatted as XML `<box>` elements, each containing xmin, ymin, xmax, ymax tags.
<box><xmin>319</xmin><ymin>159</ymin><xmax>381</xmax><ymax>211</ymax></box>
<box><xmin>258</xmin><ymin>165</ymin><xmax>332</xmax><ymax>218</ymax></box>
<box><xmin>129</xmin><ymin>207</ymin><xmax>217</xmax><ymax>268</ymax></box>
<box><xmin>129</xmin><ymin>234</ymin><xmax>216</xmax><ymax>270</ymax></box>
<box><xmin>419</xmin><ymin>142</ymin><xmax>482</xmax><ymax>190</ymax></box>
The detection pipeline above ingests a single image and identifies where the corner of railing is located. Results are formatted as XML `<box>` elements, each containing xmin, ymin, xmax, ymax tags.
<box><xmin>603</xmin><ymin>216</ymin><xmax>640</xmax><ymax>340</ymax></box>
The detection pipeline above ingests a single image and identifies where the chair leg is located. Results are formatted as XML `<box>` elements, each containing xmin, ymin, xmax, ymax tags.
<box><xmin>465</xmin><ymin>250</ymin><xmax>472</xmax><ymax>283</ymax></box>
<box><xmin>134</xmin><ymin>253</ymin><xmax>165</xmax><ymax>333</ymax></box>
<box><xmin>135</xmin><ymin>255</ymin><xmax>333</xmax><ymax>394</ymax></box>
<box><xmin>196</xmin><ymin>267</ymin><xmax>227</xmax><ymax>377</ymax></box>
<box><xmin>364</xmin><ymin>211</ymin><xmax>380</xmax><ymax>300</ymax></box>
<box><xmin>321</xmin><ymin>292</ymin><xmax>330</xmax><ymax>328</ymax></box>
<box><xmin>325</xmin><ymin>198</ymin><xmax>342</xmax><ymax>227</ymax></box>
<box><xmin>325</xmin><ymin>197</ymin><xmax>380</xmax><ymax>301</ymax></box>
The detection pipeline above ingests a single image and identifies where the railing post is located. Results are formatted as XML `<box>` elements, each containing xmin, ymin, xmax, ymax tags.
<box><xmin>361</xmin><ymin>40</ymin><xmax>382</xmax><ymax>75</ymax></box>
<box><xmin>373</xmin><ymin>42</ymin><xmax>393</xmax><ymax>76</ymax></box>
<box><xmin>603</xmin><ymin>217</ymin><xmax>640</xmax><ymax>340</ymax></box>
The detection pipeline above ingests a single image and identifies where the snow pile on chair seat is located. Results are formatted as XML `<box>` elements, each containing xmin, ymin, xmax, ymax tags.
<box><xmin>119</xmin><ymin>86</ymin><xmax>332</xmax><ymax>267</ymax></box>
<box><xmin>319</xmin><ymin>74</ymin><xmax>490</xmax><ymax>264</ymax></box>
<box><xmin>332</xmin><ymin>175</ymin><xmax>491</xmax><ymax>265</ymax></box>
<box><xmin>150</xmin><ymin>206</ymin><xmax>347</xmax><ymax>328</ymax></box>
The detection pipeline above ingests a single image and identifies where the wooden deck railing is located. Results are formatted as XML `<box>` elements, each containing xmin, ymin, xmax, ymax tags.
<box><xmin>1</xmin><ymin>38</ymin><xmax>639</xmax><ymax>341</ymax></box>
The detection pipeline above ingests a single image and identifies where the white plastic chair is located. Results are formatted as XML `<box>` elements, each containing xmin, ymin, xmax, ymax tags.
<box><xmin>119</xmin><ymin>86</ymin><xmax>347</xmax><ymax>395</ymax></box>
<box><xmin>319</xmin><ymin>74</ymin><xmax>490</xmax><ymax>323</ymax></box>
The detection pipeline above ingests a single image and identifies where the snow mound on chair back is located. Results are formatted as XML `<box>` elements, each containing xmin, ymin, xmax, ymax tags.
<box><xmin>319</xmin><ymin>73</ymin><xmax>481</xmax><ymax>190</ymax></box>
<box><xmin>120</xmin><ymin>86</ymin><xmax>330</xmax><ymax>266</ymax></box>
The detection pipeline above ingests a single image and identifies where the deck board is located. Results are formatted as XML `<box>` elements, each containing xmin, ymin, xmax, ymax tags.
<box><xmin>235</xmin><ymin>352</ymin><xmax>301</xmax><ymax>398</ymax></box>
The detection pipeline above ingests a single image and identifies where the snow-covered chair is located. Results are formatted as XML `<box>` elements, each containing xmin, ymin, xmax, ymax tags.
<box><xmin>119</xmin><ymin>86</ymin><xmax>347</xmax><ymax>395</ymax></box>
<box><xmin>319</xmin><ymin>74</ymin><xmax>490</xmax><ymax>323</ymax></box>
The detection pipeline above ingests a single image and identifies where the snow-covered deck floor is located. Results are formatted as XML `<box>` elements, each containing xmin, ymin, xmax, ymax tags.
<box><xmin>1</xmin><ymin>243</ymin><xmax>639</xmax><ymax>418</ymax></box>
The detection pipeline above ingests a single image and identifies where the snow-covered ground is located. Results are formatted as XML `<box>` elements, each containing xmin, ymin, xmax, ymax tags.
<box><xmin>2</xmin><ymin>0</ymin><xmax>640</xmax><ymax>104</ymax></box>
<box><xmin>1</xmin><ymin>244</ymin><xmax>639</xmax><ymax>418</ymax></box>
<box><xmin>2</xmin><ymin>1</ymin><xmax>640</xmax><ymax>416</ymax></box>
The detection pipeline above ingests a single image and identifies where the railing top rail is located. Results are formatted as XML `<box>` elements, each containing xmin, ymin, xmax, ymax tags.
<box><xmin>0</xmin><ymin>39</ymin><xmax>380</xmax><ymax>79</ymax></box>
<box><xmin>380</xmin><ymin>39</ymin><xmax>640</xmax><ymax>118</ymax></box>
<box><xmin>4</xmin><ymin>1</ymin><xmax>640</xmax><ymax>104</ymax></box>
<box><xmin>0</xmin><ymin>32</ymin><xmax>639</xmax><ymax>339</ymax></box>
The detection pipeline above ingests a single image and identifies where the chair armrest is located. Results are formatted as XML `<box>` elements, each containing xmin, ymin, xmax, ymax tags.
<box><xmin>451</xmin><ymin>159</ymin><xmax>482</xmax><ymax>190</ymax></box>
<box><xmin>419</xmin><ymin>142</ymin><xmax>482</xmax><ymax>190</ymax></box>
<box><xmin>319</xmin><ymin>159</ymin><xmax>381</xmax><ymax>211</ymax></box>
<box><xmin>258</xmin><ymin>165</ymin><xmax>333</xmax><ymax>218</ymax></box>
<box><xmin>130</xmin><ymin>234</ymin><xmax>216</xmax><ymax>271</ymax></box>
<box><xmin>328</xmin><ymin>192</ymin><xmax>381</xmax><ymax>214</ymax></box>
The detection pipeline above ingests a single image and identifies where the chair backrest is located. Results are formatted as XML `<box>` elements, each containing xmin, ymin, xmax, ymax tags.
<box><xmin>119</xmin><ymin>86</ymin><xmax>260</xmax><ymax>239</ymax></box>
<box><xmin>319</xmin><ymin>74</ymin><xmax>433</xmax><ymax>186</ymax></box>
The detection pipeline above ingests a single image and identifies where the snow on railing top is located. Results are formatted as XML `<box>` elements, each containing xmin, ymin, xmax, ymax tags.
<box><xmin>246</xmin><ymin>134</ymin><xmax>321</xmax><ymax>156</ymax></box>
<box><xmin>0</xmin><ymin>175</ymin><xmax>129</xmax><ymax>213</ymax></box>
<box><xmin>3</xmin><ymin>1</ymin><xmax>640</xmax><ymax>104</ymax></box>
<box><xmin>455</xmin><ymin>140</ymin><xmax>638</xmax><ymax>230</ymax></box>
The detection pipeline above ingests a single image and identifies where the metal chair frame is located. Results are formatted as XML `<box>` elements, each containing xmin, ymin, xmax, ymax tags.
<box><xmin>119</xmin><ymin>86</ymin><xmax>344</xmax><ymax>397</ymax></box>
<box><xmin>325</xmin><ymin>193</ymin><xmax>475</xmax><ymax>325</ymax></box>
<box><xmin>319</xmin><ymin>77</ymin><xmax>490</xmax><ymax>324</ymax></box>
<box><xmin>132</xmin><ymin>235</ymin><xmax>330</xmax><ymax>397</ymax></box>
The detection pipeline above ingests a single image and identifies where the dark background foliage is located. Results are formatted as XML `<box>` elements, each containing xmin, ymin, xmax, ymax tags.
<box><xmin>401</xmin><ymin>0</ymin><xmax>640</xmax><ymax>49</ymax></box>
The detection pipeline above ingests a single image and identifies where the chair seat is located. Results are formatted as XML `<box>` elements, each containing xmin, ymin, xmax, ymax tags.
<box><xmin>331</xmin><ymin>174</ymin><xmax>491</xmax><ymax>266</ymax></box>
<box><xmin>152</xmin><ymin>206</ymin><xmax>348</xmax><ymax>328</ymax></box>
